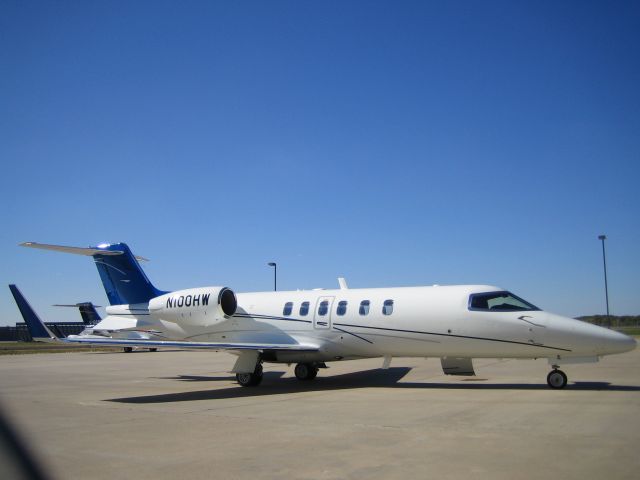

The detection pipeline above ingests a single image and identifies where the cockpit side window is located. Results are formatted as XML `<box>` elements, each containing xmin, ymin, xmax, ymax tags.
<box><xmin>468</xmin><ymin>291</ymin><xmax>540</xmax><ymax>312</ymax></box>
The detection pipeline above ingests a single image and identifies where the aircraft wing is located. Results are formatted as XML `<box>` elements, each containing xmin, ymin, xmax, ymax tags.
<box><xmin>63</xmin><ymin>336</ymin><xmax>320</xmax><ymax>352</ymax></box>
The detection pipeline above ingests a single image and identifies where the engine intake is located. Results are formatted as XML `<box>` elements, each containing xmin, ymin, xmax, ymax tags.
<box><xmin>218</xmin><ymin>288</ymin><xmax>237</xmax><ymax>316</ymax></box>
<box><xmin>149</xmin><ymin>286</ymin><xmax>237</xmax><ymax>325</ymax></box>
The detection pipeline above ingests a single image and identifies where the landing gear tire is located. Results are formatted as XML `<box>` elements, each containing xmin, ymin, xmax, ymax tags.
<box><xmin>149</xmin><ymin>348</ymin><xmax>157</xmax><ymax>352</ymax></box>
<box><xmin>547</xmin><ymin>369</ymin><xmax>568</xmax><ymax>389</ymax></box>
<box><xmin>123</xmin><ymin>347</ymin><xmax>133</xmax><ymax>353</ymax></box>
<box><xmin>294</xmin><ymin>363</ymin><xmax>318</xmax><ymax>381</ymax></box>
<box><xmin>236</xmin><ymin>364</ymin><xmax>263</xmax><ymax>387</ymax></box>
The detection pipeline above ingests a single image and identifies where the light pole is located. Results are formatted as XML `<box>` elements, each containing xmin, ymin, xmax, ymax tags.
<box><xmin>598</xmin><ymin>235</ymin><xmax>610</xmax><ymax>327</ymax></box>
<box><xmin>267</xmin><ymin>262</ymin><xmax>277</xmax><ymax>291</ymax></box>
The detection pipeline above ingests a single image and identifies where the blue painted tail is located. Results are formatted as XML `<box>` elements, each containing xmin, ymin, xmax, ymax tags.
<box><xmin>20</xmin><ymin>242</ymin><xmax>168</xmax><ymax>305</ymax></box>
<box><xmin>54</xmin><ymin>302</ymin><xmax>102</xmax><ymax>325</ymax></box>
<box><xmin>76</xmin><ymin>303</ymin><xmax>102</xmax><ymax>325</ymax></box>
<box><xmin>92</xmin><ymin>243</ymin><xmax>167</xmax><ymax>305</ymax></box>
<box><xmin>8</xmin><ymin>284</ymin><xmax>57</xmax><ymax>341</ymax></box>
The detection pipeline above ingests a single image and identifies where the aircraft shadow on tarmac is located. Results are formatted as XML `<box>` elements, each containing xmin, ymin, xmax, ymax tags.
<box><xmin>106</xmin><ymin>368</ymin><xmax>640</xmax><ymax>404</ymax></box>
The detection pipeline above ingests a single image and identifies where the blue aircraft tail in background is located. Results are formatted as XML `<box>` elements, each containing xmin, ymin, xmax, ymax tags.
<box><xmin>8</xmin><ymin>284</ymin><xmax>58</xmax><ymax>342</ymax></box>
<box><xmin>19</xmin><ymin>242</ymin><xmax>168</xmax><ymax>305</ymax></box>
<box><xmin>54</xmin><ymin>302</ymin><xmax>102</xmax><ymax>325</ymax></box>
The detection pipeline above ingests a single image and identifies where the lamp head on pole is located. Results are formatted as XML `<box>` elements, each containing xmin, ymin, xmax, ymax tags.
<box><xmin>268</xmin><ymin>262</ymin><xmax>276</xmax><ymax>267</ymax></box>
<box><xmin>598</xmin><ymin>235</ymin><xmax>607</xmax><ymax>241</ymax></box>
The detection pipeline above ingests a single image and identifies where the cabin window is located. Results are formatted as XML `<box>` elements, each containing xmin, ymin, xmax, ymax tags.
<box><xmin>337</xmin><ymin>301</ymin><xmax>348</xmax><ymax>316</ymax></box>
<box><xmin>468</xmin><ymin>291</ymin><xmax>540</xmax><ymax>312</ymax></box>
<box><xmin>383</xmin><ymin>299</ymin><xmax>394</xmax><ymax>315</ymax></box>
<box><xmin>299</xmin><ymin>301</ymin><xmax>310</xmax><ymax>316</ymax></box>
<box><xmin>318</xmin><ymin>300</ymin><xmax>329</xmax><ymax>316</ymax></box>
<box><xmin>359</xmin><ymin>300</ymin><xmax>370</xmax><ymax>316</ymax></box>
<box><xmin>283</xmin><ymin>302</ymin><xmax>294</xmax><ymax>316</ymax></box>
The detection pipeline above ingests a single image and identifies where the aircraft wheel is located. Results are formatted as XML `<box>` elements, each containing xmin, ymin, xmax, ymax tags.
<box><xmin>123</xmin><ymin>347</ymin><xmax>133</xmax><ymax>353</ymax></box>
<box><xmin>547</xmin><ymin>369</ymin><xmax>568</xmax><ymax>389</ymax></box>
<box><xmin>294</xmin><ymin>363</ymin><xmax>318</xmax><ymax>381</ymax></box>
<box><xmin>236</xmin><ymin>364</ymin><xmax>263</xmax><ymax>387</ymax></box>
<box><xmin>149</xmin><ymin>348</ymin><xmax>157</xmax><ymax>352</ymax></box>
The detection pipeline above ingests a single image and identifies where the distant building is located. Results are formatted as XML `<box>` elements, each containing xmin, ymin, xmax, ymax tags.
<box><xmin>0</xmin><ymin>323</ymin><xmax>85</xmax><ymax>342</ymax></box>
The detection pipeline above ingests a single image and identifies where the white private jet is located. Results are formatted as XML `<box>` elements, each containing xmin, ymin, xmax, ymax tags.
<box><xmin>20</xmin><ymin>241</ymin><xmax>636</xmax><ymax>389</ymax></box>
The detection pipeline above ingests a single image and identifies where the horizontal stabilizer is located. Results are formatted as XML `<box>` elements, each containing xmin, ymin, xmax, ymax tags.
<box><xmin>54</xmin><ymin>304</ymin><xmax>103</xmax><ymax>308</ymax></box>
<box><xmin>20</xmin><ymin>242</ymin><xmax>148</xmax><ymax>262</ymax></box>
<box><xmin>20</xmin><ymin>242</ymin><xmax>123</xmax><ymax>256</ymax></box>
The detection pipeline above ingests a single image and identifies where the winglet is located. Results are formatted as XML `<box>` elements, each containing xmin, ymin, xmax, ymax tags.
<box><xmin>8</xmin><ymin>285</ymin><xmax>59</xmax><ymax>342</ymax></box>
<box><xmin>338</xmin><ymin>277</ymin><xmax>348</xmax><ymax>290</ymax></box>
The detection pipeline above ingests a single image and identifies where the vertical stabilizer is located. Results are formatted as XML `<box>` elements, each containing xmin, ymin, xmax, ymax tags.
<box><xmin>54</xmin><ymin>302</ymin><xmax>102</xmax><ymax>325</ymax></box>
<box><xmin>76</xmin><ymin>303</ymin><xmax>102</xmax><ymax>325</ymax></box>
<box><xmin>8</xmin><ymin>285</ymin><xmax>58</xmax><ymax>342</ymax></box>
<box><xmin>20</xmin><ymin>242</ymin><xmax>168</xmax><ymax>305</ymax></box>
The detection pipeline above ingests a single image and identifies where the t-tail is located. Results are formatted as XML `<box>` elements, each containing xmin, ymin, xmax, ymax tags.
<box><xmin>19</xmin><ymin>242</ymin><xmax>168</xmax><ymax>305</ymax></box>
<box><xmin>8</xmin><ymin>284</ymin><xmax>58</xmax><ymax>342</ymax></box>
<box><xmin>54</xmin><ymin>302</ymin><xmax>102</xmax><ymax>325</ymax></box>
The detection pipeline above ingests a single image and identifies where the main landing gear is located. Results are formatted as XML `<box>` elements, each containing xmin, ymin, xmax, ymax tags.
<box><xmin>236</xmin><ymin>362</ymin><xmax>324</xmax><ymax>387</ymax></box>
<box><xmin>547</xmin><ymin>368</ymin><xmax>568</xmax><ymax>389</ymax></box>
<box><xmin>294</xmin><ymin>363</ymin><xmax>319</xmax><ymax>381</ymax></box>
<box><xmin>236</xmin><ymin>364</ymin><xmax>263</xmax><ymax>387</ymax></box>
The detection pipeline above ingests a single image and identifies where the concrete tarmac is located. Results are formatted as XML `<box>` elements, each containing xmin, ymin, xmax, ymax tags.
<box><xmin>1</xmin><ymin>348</ymin><xmax>639</xmax><ymax>480</ymax></box>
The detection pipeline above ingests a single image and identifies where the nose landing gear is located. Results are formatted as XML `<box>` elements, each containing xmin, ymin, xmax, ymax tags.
<box><xmin>547</xmin><ymin>368</ymin><xmax>568</xmax><ymax>389</ymax></box>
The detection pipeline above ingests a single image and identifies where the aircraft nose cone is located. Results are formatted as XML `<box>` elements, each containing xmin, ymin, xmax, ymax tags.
<box><xmin>602</xmin><ymin>329</ymin><xmax>637</xmax><ymax>355</ymax></box>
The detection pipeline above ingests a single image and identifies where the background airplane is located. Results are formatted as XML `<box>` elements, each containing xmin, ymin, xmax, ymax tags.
<box><xmin>19</xmin><ymin>242</ymin><xmax>636</xmax><ymax>389</ymax></box>
<box><xmin>53</xmin><ymin>301</ymin><xmax>102</xmax><ymax>326</ymax></box>
<box><xmin>9</xmin><ymin>284</ymin><xmax>158</xmax><ymax>352</ymax></box>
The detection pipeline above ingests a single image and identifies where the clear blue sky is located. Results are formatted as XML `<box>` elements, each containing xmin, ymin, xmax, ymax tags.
<box><xmin>1</xmin><ymin>1</ymin><xmax>638</xmax><ymax>326</ymax></box>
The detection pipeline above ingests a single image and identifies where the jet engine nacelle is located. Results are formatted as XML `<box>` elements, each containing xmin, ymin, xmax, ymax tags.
<box><xmin>148</xmin><ymin>286</ymin><xmax>237</xmax><ymax>325</ymax></box>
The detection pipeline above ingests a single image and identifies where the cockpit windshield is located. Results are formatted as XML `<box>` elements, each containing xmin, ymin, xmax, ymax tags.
<box><xmin>468</xmin><ymin>291</ymin><xmax>540</xmax><ymax>312</ymax></box>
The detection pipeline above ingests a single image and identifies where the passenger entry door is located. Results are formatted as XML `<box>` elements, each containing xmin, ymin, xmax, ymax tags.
<box><xmin>313</xmin><ymin>296</ymin><xmax>334</xmax><ymax>329</ymax></box>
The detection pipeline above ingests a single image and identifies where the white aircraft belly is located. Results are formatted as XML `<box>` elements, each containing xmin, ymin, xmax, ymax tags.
<box><xmin>92</xmin><ymin>315</ymin><xmax>138</xmax><ymax>331</ymax></box>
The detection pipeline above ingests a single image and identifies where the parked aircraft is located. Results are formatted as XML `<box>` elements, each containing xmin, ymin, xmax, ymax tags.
<box><xmin>54</xmin><ymin>301</ymin><xmax>102</xmax><ymax>326</ymax></box>
<box><xmin>9</xmin><ymin>284</ymin><xmax>157</xmax><ymax>352</ymax></box>
<box><xmin>20</xmin><ymin>242</ymin><xmax>636</xmax><ymax>389</ymax></box>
